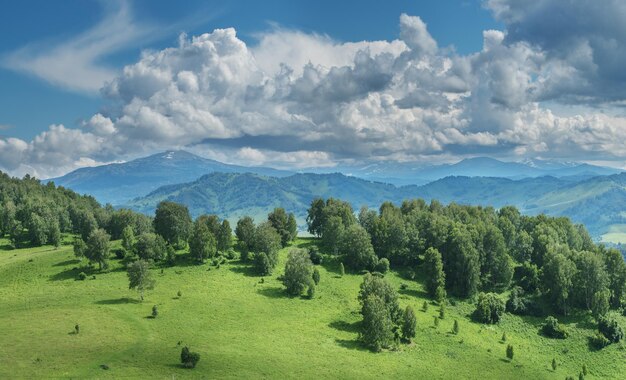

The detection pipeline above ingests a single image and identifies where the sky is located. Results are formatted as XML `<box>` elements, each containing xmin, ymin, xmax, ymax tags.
<box><xmin>1</xmin><ymin>0</ymin><xmax>626</xmax><ymax>178</ymax></box>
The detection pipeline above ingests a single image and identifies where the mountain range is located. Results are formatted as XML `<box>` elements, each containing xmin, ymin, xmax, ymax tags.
<box><xmin>48</xmin><ymin>150</ymin><xmax>626</xmax><ymax>242</ymax></box>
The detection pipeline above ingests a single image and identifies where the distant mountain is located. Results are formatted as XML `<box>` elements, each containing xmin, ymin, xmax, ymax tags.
<box><xmin>48</xmin><ymin>151</ymin><xmax>292</xmax><ymax>205</ymax></box>
<box><xmin>329</xmin><ymin>157</ymin><xmax>621</xmax><ymax>185</ymax></box>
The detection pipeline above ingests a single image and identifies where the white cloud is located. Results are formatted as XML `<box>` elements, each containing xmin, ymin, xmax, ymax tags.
<box><xmin>3</xmin><ymin>9</ymin><xmax>626</xmax><ymax>178</ymax></box>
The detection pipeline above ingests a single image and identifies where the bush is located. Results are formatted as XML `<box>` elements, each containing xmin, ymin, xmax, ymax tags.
<box><xmin>254</xmin><ymin>252</ymin><xmax>273</xmax><ymax>276</ymax></box>
<box><xmin>307</xmin><ymin>283</ymin><xmax>316</xmax><ymax>299</ymax></box>
<box><xmin>598</xmin><ymin>315</ymin><xmax>624</xmax><ymax>343</ymax></box>
<box><xmin>376</xmin><ymin>258</ymin><xmax>390</xmax><ymax>274</ymax></box>
<box><xmin>501</xmin><ymin>332</ymin><xmax>507</xmax><ymax>342</ymax></box>
<box><xmin>339</xmin><ymin>262</ymin><xmax>345</xmax><ymax>276</ymax></box>
<box><xmin>422</xmin><ymin>301</ymin><xmax>429</xmax><ymax>312</ymax></box>
<box><xmin>181</xmin><ymin>347</ymin><xmax>200</xmax><ymax>368</ymax></box>
<box><xmin>309</xmin><ymin>247</ymin><xmax>323</xmax><ymax>265</ymax></box>
<box><xmin>152</xmin><ymin>305</ymin><xmax>158</xmax><ymax>318</ymax></box>
<box><xmin>453</xmin><ymin>320</ymin><xmax>459</xmax><ymax>335</ymax></box>
<box><xmin>402</xmin><ymin>306</ymin><xmax>417</xmax><ymax>342</ymax></box>
<box><xmin>439</xmin><ymin>305</ymin><xmax>445</xmax><ymax>319</ymax></box>
<box><xmin>177</xmin><ymin>290</ymin><xmax>182</xmax><ymax>298</ymax></box>
<box><xmin>590</xmin><ymin>332</ymin><xmax>610</xmax><ymax>349</ymax></box>
<box><xmin>506</xmin><ymin>344</ymin><xmax>514</xmax><ymax>360</ymax></box>
<box><xmin>283</xmin><ymin>249</ymin><xmax>314</xmax><ymax>296</ymax></box>
<box><xmin>77</xmin><ymin>272</ymin><xmax>87</xmax><ymax>281</ymax></box>
<box><xmin>473</xmin><ymin>292</ymin><xmax>505</xmax><ymax>324</ymax></box>
<box><xmin>552</xmin><ymin>358</ymin><xmax>557</xmax><ymax>371</ymax></box>
<box><xmin>225</xmin><ymin>249</ymin><xmax>238</xmax><ymax>260</ymax></box>
<box><xmin>114</xmin><ymin>249</ymin><xmax>126</xmax><ymax>260</ymax></box>
<box><xmin>399</xmin><ymin>283</ymin><xmax>408</xmax><ymax>291</ymax></box>
<box><xmin>542</xmin><ymin>316</ymin><xmax>568</xmax><ymax>339</ymax></box>
<box><xmin>506</xmin><ymin>286</ymin><xmax>528</xmax><ymax>315</ymax></box>
<box><xmin>312</xmin><ymin>268</ymin><xmax>320</xmax><ymax>285</ymax></box>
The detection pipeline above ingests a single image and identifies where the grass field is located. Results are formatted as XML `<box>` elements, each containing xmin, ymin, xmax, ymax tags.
<box><xmin>1</xmin><ymin>237</ymin><xmax>626</xmax><ymax>379</ymax></box>
<box><xmin>601</xmin><ymin>224</ymin><xmax>626</xmax><ymax>244</ymax></box>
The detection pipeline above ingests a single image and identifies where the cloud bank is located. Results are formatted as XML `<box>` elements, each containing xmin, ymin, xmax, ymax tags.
<box><xmin>3</xmin><ymin>1</ymin><xmax>626</xmax><ymax>178</ymax></box>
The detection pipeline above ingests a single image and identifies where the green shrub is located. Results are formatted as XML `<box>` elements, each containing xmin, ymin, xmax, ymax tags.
<box><xmin>376</xmin><ymin>258</ymin><xmax>390</xmax><ymax>274</ymax></box>
<box><xmin>453</xmin><ymin>320</ymin><xmax>459</xmax><ymax>335</ymax></box>
<box><xmin>114</xmin><ymin>249</ymin><xmax>126</xmax><ymax>260</ymax></box>
<box><xmin>309</xmin><ymin>247</ymin><xmax>323</xmax><ymax>265</ymax></box>
<box><xmin>501</xmin><ymin>332</ymin><xmax>507</xmax><ymax>341</ymax></box>
<box><xmin>77</xmin><ymin>272</ymin><xmax>87</xmax><ymax>281</ymax></box>
<box><xmin>152</xmin><ymin>305</ymin><xmax>158</xmax><ymax>318</ymax></box>
<box><xmin>254</xmin><ymin>252</ymin><xmax>273</xmax><ymax>276</ymax></box>
<box><xmin>402</xmin><ymin>306</ymin><xmax>417</xmax><ymax>342</ymax></box>
<box><xmin>542</xmin><ymin>316</ymin><xmax>568</xmax><ymax>339</ymax></box>
<box><xmin>590</xmin><ymin>332</ymin><xmax>610</xmax><ymax>349</ymax></box>
<box><xmin>225</xmin><ymin>249</ymin><xmax>238</xmax><ymax>260</ymax></box>
<box><xmin>312</xmin><ymin>268</ymin><xmax>320</xmax><ymax>285</ymax></box>
<box><xmin>506</xmin><ymin>344</ymin><xmax>514</xmax><ymax>360</ymax></box>
<box><xmin>422</xmin><ymin>301</ymin><xmax>429</xmax><ymax>312</ymax></box>
<box><xmin>307</xmin><ymin>283</ymin><xmax>316</xmax><ymax>299</ymax></box>
<box><xmin>181</xmin><ymin>347</ymin><xmax>200</xmax><ymax>368</ymax></box>
<box><xmin>339</xmin><ymin>262</ymin><xmax>345</xmax><ymax>276</ymax></box>
<box><xmin>598</xmin><ymin>315</ymin><xmax>624</xmax><ymax>343</ymax></box>
<box><xmin>439</xmin><ymin>304</ymin><xmax>445</xmax><ymax>319</ymax></box>
<box><xmin>552</xmin><ymin>358</ymin><xmax>558</xmax><ymax>371</ymax></box>
<box><xmin>473</xmin><ymin>292</ymin><xmax>505</xmax><ymax>324</ymax></box>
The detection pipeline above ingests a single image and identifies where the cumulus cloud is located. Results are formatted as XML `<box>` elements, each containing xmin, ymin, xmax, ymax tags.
<box><xmin>3</xmin><ymin>7</ymin><xmax>626</xmax><ymax>178</ymax></box>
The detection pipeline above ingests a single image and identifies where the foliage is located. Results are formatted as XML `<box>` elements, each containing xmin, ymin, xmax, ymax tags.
<box><xmin>308</xmin><ymin>246</ymin><xmax>323</xmax><ymax>265</ymax></box>
<box><xmin>216</xmin><ymin>220</ymin><xmax>233</xmax><ymax>253</ymax></box>
<box><xmin>180</xmin><ymin>347</ymin><xmax>200</xmax><ymax>368</ymax></box>
<box><xmin>282</xmin><ymin>249</ymin><xmax>314</xmax><ymax>296</ymax></box>
<box><xmin>189</xmin><ymin>221</ymin><xmax>217</xmax><ymax>263</ymax></box>
<box><xmin>252</xmin><ymin>222</ymin><xmax>282</xmax><ymax>272</ymax></box>
<box><xmin>121</xmin><ymin>225</ymin><xmax>135</xmax><ymax>254</ymax></box>
<box><xmin>153</xmin><ymin>201</ymin><xmax>192</xmax><ymax>249</ymax></box>
<box><xmin>73</xmin><ymin>237</ymin><xmax>87</xmax><ymax>260</ymax></box>
<box><xmin>473</xmin><ymin>292</ymin><xmax>505</xmax><ymax>324</ymax></box>
<box><xmin>135</xmin><ymin>232</ymin><xmax>168</xmax><ymax>262</ymax></box>
<box><xmin>402</xmin><ymin>306</ymin><xmax>417</xmax><ymax>342</ymax></box>
<box><xmin>312</xmin><ymin>267</ymin><xmax>320</xmax><ymax>285</ymax></box>
<box><xmin>341</xmin><ymin>224</ymin><xmax>378</xmax><ymax>270</ymax></box>
<box><xmin>85</xmin><ymin>228</ymin><xmax>110</xmax><ymax>270</ymax></box>
<box><xmin>376</xmin><ymin>258</ymin><xmax>390</xmax><ymax>274</ymax></box>
<box><xmin>542</xmin><ymin>316</ymin><xmax>568</xmax><ymax>339</ymax></box>
<box><xmin>598</xmin><ymin>315</ymin><xmax>624</xmax><ymax>343</ymax></box>
<box><xmin>423</xmin><ymin>247</ymin><xmax>446</xmax><ymax>303</ymax></box>
<box><xmin>361</xmin><ymin>294</ymin><xmax>394</xmax><ymax>352</ymax></box>
<box><xmin>235</xmin><ymin>216</ymin><xmax>255</xmax><ymax>256</ymax></box>
<box><xmin>127</xmin><ymin>260</ymin><xmax>155</xmax><ymax>300</ymax></box>
<box><xmin>506</xmin><ymin>344</ymin><xmax>514</xmax><ymax>360</ymax></box>
<box><xmin>268</xmin><ymin>208</ymin><xmax>297</xmax><ymax>247</ymax></box>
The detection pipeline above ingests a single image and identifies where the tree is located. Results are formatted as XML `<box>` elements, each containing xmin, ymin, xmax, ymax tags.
<box><xmin>542</xmin><ymin>316</ymin><xmax>568</xmax><ymax>339</ymax></box>
<box><xmin>85</xmin><ymin>228</ymin><xmax>110</xmax><ymax>270</ymax></box>
<box><xmin>127</xmin><ymin>260</ymin><xmax>155</xmax><ymax>300</ymax></box>
<box><xmin>235</xmin><ymin>216</ymin><xmax>256</xmax><ymax>259</ymax></box>
<box><xmin>180</xmin><ymin>347</ymin><xmax>200</xmax><ymax>368</ymax></box>
<box><xmin>473</xmin><ymin>292</ymin><xmax>505</xmax><ymax>324</ymax></box>
<box><xmin>591</xmin><ymin>289</ymin><xmax>610</xmax><ymax>320</ymax></box>
<box><xmin>268</xmin><ymin>208</ymin><xmax>296</xmax><ymax>247</ymax></box>
<box><xmin>282</xmin><ymin>249</ymin><xmax>314</xmax><ymax>296</ymax></box>
<box><xmin>27</xmin><ymin>213</ymin><xmax>47</xmax><ymax>246</ymax></box>
<box><xmin>552</xmin><ymin>358</ymin><xmax>557</xmax><ymax>371</ymax></box>
<box><xmin>216</xmin><ymin>220</ymin><xmax>233</xmax><ymax>253</ymax></box>
<box><xmin>73</xmin><ymin>237</ymin><xmax>87</xmax><ymax>260</ymax></box>
<box><xmin>153</xmin><ymin>201</ymin><xmax>192</xmax><ymax>248</ymax></box>
<box><xmin>423</xmin><ymin>247</ymin><xmax>446</xmax><ymax>303</ymax></box>
<box><xmin>306</xmin><ymin>198</ymin><xmax>326</xmax><ymax>237</ymax></box>
<box><xmin>321</xmin><ymin>216</ymin><xmax>345</xmax><ymax>254</ymax></box>
<box><xmin>453</xmin><ymin>320</ymin><xmax>460</xmax><ymax>335</ymax></box>
<box><xmin>506</xmin><ymin>344</ymin><xmax>514</xmax><ymax>361</ymax></box>
<box><xmin>402</xmin><ymin>306</ymin><xmax>417</xmax><ymax>342</ymax></box>
<box><xmin>47</xmin><ymin>219</ymin><xmax>61</xmax><ymax>248</ymax></box>
<box><xmin>598</xmin><ymin>315</ymin><xmax>624</xmax><ymax>343</ymax></box>
<box><xmin>572</xmin><ymin>250</ymin><xmax>609</xmax><ymax>310</ymax></box>
<box><xmin>339</xmin><ymin>262</ymin><xmax>345</xmax><ymax>277</ymax></box>
<box><xmin>361</xmin><ymin>294</ymin><xmax>394</xmax><ymax>352</ymax></box>
<box><xmin>189</xmin><ymin>221</ymin><xmax>217</xmax><ymax>263</ymax></box>
<box><xmin>121</xmin><ymin>225</ymin><xmax>135</xmax><ymax>253</ymax></box>
<box><xmin>312</xmin><ymin>267</ymin><xmax>320</xmax><ymax>285</ymax></box>
<box><xmin>480</xmin><ymin>224</ymin><xmax>513</xmax><ymax>290</ymax></box>
<box><xmin>443</xmin><ymin>225</ymin><xmax>480</xmax><ymax>298</ymax></box>
<box><xmin>152</xmin><ymin>305</ymin><xmax>158</xmax><ymax>318</ymax></box>
<box><xmin>135</xmin><ymin>232</ymin><xmax>168</xmax><ymax>262</ymax></box>
<box><xmin>358</xmin><ymin>273</ymin><xmax>402</xmax><ymax>324</ymax></box>
<box><xmin>513</xmin><ymin>262</ymin><xmax>540</xmax><ymax>294</ymax></box>
<box><xmin>252</xmin><ymin>222</ymin><xmax>282</xmax><ymax>273</ymax></box>
<box><xmin>542</xmin><ymin>248</ymin><xmax>576</xmax><ymax>315</ymax></box>
<box><xmin>603</xmin><ymin>248</ymin><xmax>626</xmax><ymax>308</ymax></box>
<box><xmin>341</xmin><ymin>224</ymin><xmax>378</xmax><ymax>270</ymax></box>
<box><xmin>254</xmin><ymin>252</ymin><xmax>272</xmax><ymax>276</ymax></box>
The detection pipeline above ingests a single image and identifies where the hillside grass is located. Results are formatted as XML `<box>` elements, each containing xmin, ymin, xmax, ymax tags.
<box><xmin>1</xmin><ymin>237</ymin><xmax>625</xmax><ymax>378</ymax></box>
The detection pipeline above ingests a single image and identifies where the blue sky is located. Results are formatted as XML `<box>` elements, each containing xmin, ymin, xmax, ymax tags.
<box><xmin>0</xmin><ymin>0</ymin><xmax>499</xmax><ymax>141</ymax></box>
<box><xmin>1</xmin><ymin>0</ymin><xmax>626</xmax><ymax>178</ymax></box>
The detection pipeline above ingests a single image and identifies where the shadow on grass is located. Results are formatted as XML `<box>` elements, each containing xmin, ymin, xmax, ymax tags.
<box><xmin>94</xmin><ymin>297</ymin><xmax>141</xmax><ymax>305</ymax></box>
<box><xmin>53</xmin><ymin>259</ymin><xmax>81</xmax><ymax>267</ymax></box>
<box><xmin>329</xmin><ymin>320</ymin><xmax>361</xmax><ymax>333</ymax></box>
<box><xmin>49</xmin><ymin>266</ymin><xmax>93</xmax><ymax>281</ymax></box>
<box><xmin>335</xmin><ymin>338</ymin><xmax>368</xmax><ymax>352</ymax></box>
<box><xmin>399</xmin><ymin>287</ymin><xmax>428</xmax><ymax>299</ymax></box>
<box><xmin>229</xmin><ymin>262</ymin><xmax>258</xmax><ymax>277</ymax></box>
<box><xmin>0</xmin><ymin>244</ymin><xmax>14</xmax><ymax>251</ymax></box>
<box><xmin>256</xmin><ymin>287</ymin><xmax>286</xmax><ymax>299</ymax></box>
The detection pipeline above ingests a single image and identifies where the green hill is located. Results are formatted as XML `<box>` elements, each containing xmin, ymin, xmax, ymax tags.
<box><xmin>1</xmin><ymin>237</ymin><xmax>624</xmax><ymax>378</ymax></box>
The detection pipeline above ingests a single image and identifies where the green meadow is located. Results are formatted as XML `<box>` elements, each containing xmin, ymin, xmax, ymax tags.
<box><xmin>1</xmin><ymin>237</ymin><xmax>625</xmax><ymax>379</ymax></box>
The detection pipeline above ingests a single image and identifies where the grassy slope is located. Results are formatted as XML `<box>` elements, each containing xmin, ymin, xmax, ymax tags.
<box><xmin>1</xmin><ymin>237</ymin><xmax>625</xmax><ymax>379</ymax></box>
